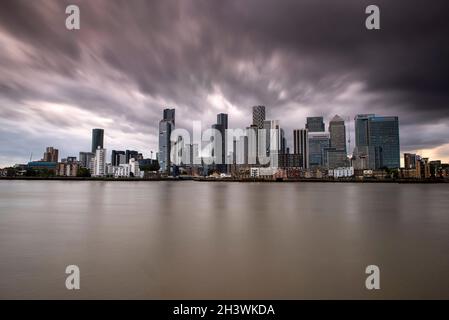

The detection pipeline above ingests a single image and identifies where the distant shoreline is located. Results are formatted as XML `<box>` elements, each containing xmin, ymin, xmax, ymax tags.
<box><xmin>1</xmin><ymin>176</ymin><xmax>447</xmax><ymax>184</ymax></box>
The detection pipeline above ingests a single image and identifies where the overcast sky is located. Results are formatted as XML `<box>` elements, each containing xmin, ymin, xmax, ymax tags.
<box><xmin>0</xmin><ymin>0</ymin><xmax>448</xmax><ymax>166</ymax></box>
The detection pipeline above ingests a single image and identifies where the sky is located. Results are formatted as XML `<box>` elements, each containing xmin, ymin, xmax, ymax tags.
<box><xmin>0</xmin><ymin>0</ymin><xmax>448</xmax><ymax>167</ymax></box>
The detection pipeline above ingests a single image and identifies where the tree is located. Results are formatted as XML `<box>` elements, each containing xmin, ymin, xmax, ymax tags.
<box><xmin>6</xmin><ymin>167</ymin><xmax>16</xmax><ymax>177</ymax></box>
<box><xmin>77</xmin><ymin>167</ymin><xmax>91</xmax><ymax>177</ymax></box>
<box><xmin>140</xmin><ymin>161</ymin><xmax>160</xmax><ymax>172</ymax></box>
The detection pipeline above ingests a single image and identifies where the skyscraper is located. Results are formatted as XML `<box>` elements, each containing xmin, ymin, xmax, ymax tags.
<box><xmin>308</xmin><ymin>132</ymin><xmax>330</xmax><ymax>168</ymax></box>
<box><xmin>125</xmin><ymin>150</ymin><xmax>139</xmax><ymax>163</ymax></box>
<box><xmin>328</xmin><ymin>115</ymin><xmax>348</xmax><ymax>169</ymax></box>
<box><xmin>329</xmin><ymin>115</ymin><xmax>346</xmax><ymax>152</ymax></box>
<box><xmin>91</xmin><ymin>128</ymin><xmax>104</xmax><ymax>154</ymax></box>
<box><xmin>293</xmin><ymin>129</ymin><xmax>309</xmax><ymax>169</ymax></box>
<box><xmin>246</xmin><ymin>125</ymin><xmax>258</xmax><ymax>165</ymax></box>
<box><xmin>354</xmin><ymin>114</ymin><xmax>375</xmax><ymax>147</ymax></box>
<box><xmin>111</xmin><ymin>150</ymin><xmax>125</xmax><ymax>166</ymax></box>
<box><xmin>43</xmin><ymin>147</ymin><xmax>58</xmax><ymax>162</ymax></box>
<box><xmin>306</xmin><ymin>117</ymin><xmax>325</xmax><ymax>132</ymax></box>
<box><xmin>93</xmin><ymin>147</ymin><xmax>106</xmax><ymax>177</ymax></box>
<box><xmin>263</xmin><ymin>120</ymin><xmax>280</xmax><ymax>167</ymax></box>
<box><xmin>158</xmin><ymin>108</ymin><xmax>175</xmax><ymax>173</ymax></box>
<box><xmin>79</xmin><ymin>151</ymin><xmax>95</xmax><ymax>168</ymax></box>
<box><xmin>252</xmin><ymin>106</ymin><xmax>266</xmax><ymax>129</ymax></box>
<box><xmin>163</xmin><ymin>108</ymin><xmax>175</xmax><ymax>125</ymax></box>
<box><xmin>354</xmin><ymin>114</ymin><xmax>400</xmax><ymax>169</ymax></box>
<box><xmin>216</xmin><ymin>113</ymin><xmax>228</xmax><ymax>172</ymax></box>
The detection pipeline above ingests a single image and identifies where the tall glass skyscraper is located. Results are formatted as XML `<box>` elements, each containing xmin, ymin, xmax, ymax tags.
<box><xmin>328</xmin><ymin>115</ymin><xmax>348</xmax><ymax>169</ymax></box>
<box><xmin>354</xmin><ymin>114</ymin><xmax>400</xmax><ymax>169</ymax></box>
<box><xmin>293</xmin><ymin>129</ymin><xmax>309</xmax><ymax>169</ymax></box>
<box><xmin>214</xmin><ymin>113</ymin><xmax>228</xmax><ymax>172</ymax></box>
<box><xmin>308</xmin><ymin>132</ymin><xmax>330</xmax><ymax>168</ymax></box>
<box><xmin>158</xmin><ymin>108</ymin><xmax>175</xmax><ymax>173</ymax></box>
<box><xmin>329</xmin><ymin>115</ymin><xmax>346</xmax><ymax>152</ymax></box>
<box><xmin>252</xmin><ymin>106</ymin><xmax>266</xmax><ymax>129</ymax></box>
<box><xmin>306</xmin><ymin>117</ymin><xmax>325</xmax><ymax>132</ymax></box>
<box><xmin>91</xmin><ymin>128</ymin><xmax>104</xmax><ymax>153</ymax></box>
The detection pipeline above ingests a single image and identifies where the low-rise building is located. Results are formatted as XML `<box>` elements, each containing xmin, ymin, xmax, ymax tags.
<box><xmin>27</xmin><ymin>161</ymin><xmax>57</xmax><ymax>170</ymax></box>
<box><xmin>56</xmin><ymin>162</ymin><xmax>79</xmax><ymax>177</ymax></box>
<box><xmin>328</xmin><ymin>167</ymin><xmax>354</xmax><ymax>178</ymax></box>
<box><xmin>109</xmin><ymin>158</ymin><xmax>142</xmax><ymax>178</ymax></box>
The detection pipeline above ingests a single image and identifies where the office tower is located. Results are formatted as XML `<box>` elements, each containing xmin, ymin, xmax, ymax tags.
<box><xmin>329</xmin><ymin>115</ymin><xmax>346</xmax><ymax>152</ymax></box>
<box><xmin>404</xmin><ymin>153</ymin><xmax>418</xmax><ymax>169</ymax></box>
<box><xmin>280</xmin><ymin>128</ymin><xmax>286</xmax><ymax>155</ymax></box>
<box><xmin>246</xmin><ymin>125</ymin><xmax>258</xmax><ymax>165</ymax></box>
<box><xmin>111</xmin><ymin>150</ymin><xmax>125</xmax><ymax>166</ymax></box>
<box><xmin>306</xmin><ymin>117</ymin><xmax>325</xmax><ymax>132</ymax></box>
<box><xmin>215</xmin><ymin>113</ymin><xmax>228</xmax><ymax>172</ymax></box>
<box><xmin>192</xmin><ymin>144</ymin><xmax>201</xmax><ymax>166</ymax></box>
<box><xmin>217</xmin><ymin>113</ymin><xmax>228</xmax><ymax>131</ymax></box>
<box><xmin>263</xmin><ymin>120</ymin><xmax>280</xmax><ymax>167</ymax></box>
<box><xmin>354</xmin><ymin>114</ymin><xmax>400</xmax><ymax>169</ymax></box>
<box><xmin>172</xmin><ymin>135</ymin><xmax>184</xmax><ymax>166</ymax></box>
<box><xmin>308</xmin><ymin>132</ymin><xmax>330</xmax><ymax>168</ymax></box>
<box><xmin>234</xmin><ymin>134</ymin><xmax>248</xmax><ymax>165</ymax></box>
<box><xmin>158</xmin><ymin>108</ymin><xmax>175</xmax><ymax>173</ymax></box>
<box><xmin>79</xmin><ymin>152</ymin><xmax>94</xmax><ymax>168</ymax></box>
<box><xmin>93</xmin><ymin>147</ymin><xmax>106</xmax><ymax>177</ymax></box>
<box><xmin>263</xmin><ymin>120</ymin><xmax>271</xmax><ymax>156</ymax></box>
<box><xmin>125</xmin><ymin>150</ymin><xmax>139</xmax><ymax>163</ymax></box>
<box><xmin>43</xmin><ymin>147</ymin><xmax>58</xmax><ymax>162</ymax></box>
<box><xmin>91</xmin><ymin>129</ymin><xmax>104</xmax><ymax>154</ymax></box>
<box><xmin>163</xmin><ymin>108</ymin><xmax>175</xmax><ymax>125</ymax></box>
<box><xmin>354</xmin><ymin>114</ymin><xmax>375</xmax><ymax>147</ymax></box>
<box><xmin>327</xmin><ymin>148</ymin><xmax>349</xmax><ymax>169</ymax></box>
<box><xmin>252</xmin><ymin>105</ymin><xmax>266</xmax><ymax>129</ymax></box>
<box><xmin>328</xmin><ymin>115</ymin><xmax>348</xmax><ymax>168</ymax></box>
<box><xmin>293</xmin><ymin>129</ymin><xmax>309</xmax><ymax>169</ymax></box>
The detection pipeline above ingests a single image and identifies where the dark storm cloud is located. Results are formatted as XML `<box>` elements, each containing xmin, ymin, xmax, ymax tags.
<box><xmin>0</xmin><ymin>0</ymin><xmax>448</xmax><ymax>165</ymax></box>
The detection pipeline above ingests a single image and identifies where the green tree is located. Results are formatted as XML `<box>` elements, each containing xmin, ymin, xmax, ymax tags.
<box><xmin>6</xmin><ymin>167</ymin><xmax>16</xmax><ymax>177</ymax></box>
<box><xmin>77</xmin><ymin>167</ymin><xmax>91</xmax><ymax>177</ymax></box>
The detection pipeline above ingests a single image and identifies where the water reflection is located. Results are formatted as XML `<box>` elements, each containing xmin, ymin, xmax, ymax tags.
<box><xmin>0</xmin><ymin>181</ymin><xmax>448</xmax><ymax>299</ymax></box>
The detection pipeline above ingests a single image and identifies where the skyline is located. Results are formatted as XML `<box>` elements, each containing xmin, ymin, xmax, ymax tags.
<box><xmin>0</xmin><ymin>105</ymin><xmax>442</xmax><ymax>168</ymax></box>
<box><xmin>1</xmin><ymin>0</ymin><xmax>449</xmax><ymax>167</ymax></box>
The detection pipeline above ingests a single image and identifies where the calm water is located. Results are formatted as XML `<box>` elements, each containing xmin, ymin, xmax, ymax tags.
<box><xmin>0</xmin><ymin>180</ymin><xmax>448</xmax><ymax>299</ymax></box>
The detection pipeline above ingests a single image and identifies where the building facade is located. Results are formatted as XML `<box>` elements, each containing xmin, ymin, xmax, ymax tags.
<box><xmin>308</xmin><ymin>132</ymin><xmax>330</xmax><ymax>168</ymax></box>
<box><xmin>93</xmin><ymin>147</ymin><xmax>106</xmax><ymax>177</ymax></box>
<box><xmin>79</xmin><ymin>152</ymin><xmax>95</xmax><ymax>168</ymax></box>
<box><xmin>293</xmin><ymin>129</ymin><xmax>309</xmax><ymax>169</ymax></box>
<box><xmin>158</xmin><ymin>108</ymin><xmax>175</xmax><ymax>174</ymax></box>
<box><xmin>252</xmin><ymin>105</ymin><xmax>266</xmax><ymax>129</ymax></box>
<box><xmin>91</xmin><ymin>128</ymin><xmax>104</xmax><ymax>154</ymax></box>
<box><xmin>354</xmin><ymin>114</ymin><xmax>400</xmax><ymax>169</ymax></box>
<box><xmin>306</xmin><ymin>117</ymin><xmax>325</xmax><ymax>132</ymax></box>
<box><xmin>43</xmin><ymin>147</ymin><xmax>59</xmax><ymax>162</ymax></box>
<box><xmin>111</xmin><ymin>150</ymin><xmax>125</xmax><ymax>166</ymax></box>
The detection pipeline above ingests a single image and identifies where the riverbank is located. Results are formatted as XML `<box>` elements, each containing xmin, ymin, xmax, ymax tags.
<box><xmin>1</xmin><ymin>176</ymin><xmax>447</xmax><ymax>183</ymax></box>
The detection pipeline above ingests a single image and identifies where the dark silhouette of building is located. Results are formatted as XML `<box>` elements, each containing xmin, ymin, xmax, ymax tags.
<box><xmin>91</xmin><ymin>128</ymin><xmax>104</xmax><ymax>153</ymax></box>
<box><xmin>306</xmin><ymin>117</ymin><xmax>325</xmax><ymax>132</ymax></box>
<box><xmin>111</xmin><ymin>150</ymin><xmax>125</xmax><ymax>166</ymax></box>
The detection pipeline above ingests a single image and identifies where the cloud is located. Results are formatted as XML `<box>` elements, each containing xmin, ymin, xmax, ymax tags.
<box><xmin>0</xmin><ymin>0</ymin><xmax>448</xmax><ymax>166</ymax></box>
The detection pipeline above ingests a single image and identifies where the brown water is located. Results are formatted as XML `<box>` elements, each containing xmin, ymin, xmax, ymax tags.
<box><xmin>0</xmin><ymin>180</ymin><xmax>448</xmax><ymax>299</ymax></box>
